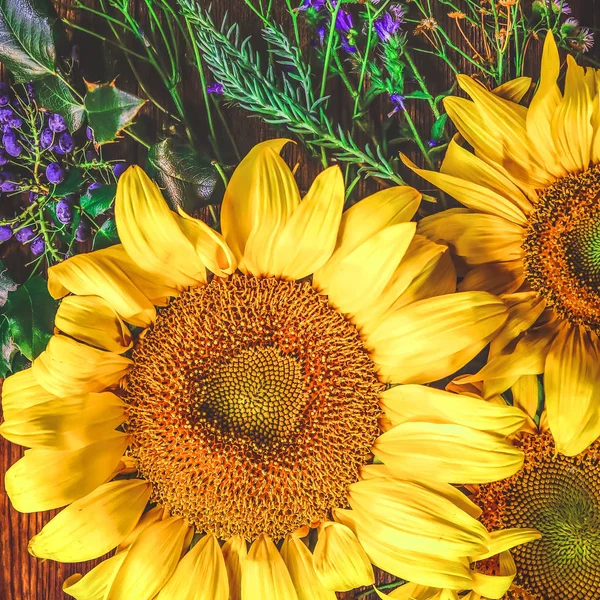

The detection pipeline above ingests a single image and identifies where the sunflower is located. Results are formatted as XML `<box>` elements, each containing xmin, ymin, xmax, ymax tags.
<box><xmin>404</xmin><ymin>31</ymin><xmax>600</xmax><ymax>457</ymax></box>
<box><xmin>376</xmin><ymin>375</ymin><xmax>599</xmax><ymax>600</ymax></box>
<box><xmin>1</xmin><ymin>139</ymin><xmax>524</xmax><ymax>599</ymax></box>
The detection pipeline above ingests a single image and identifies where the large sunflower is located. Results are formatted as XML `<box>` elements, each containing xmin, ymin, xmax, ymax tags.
<box><xmin>405</xmin><ymin>32</ymin><xmax>600</xmax><ymax>457</ymax></box>
<box><xmin>1</xmin><ymin>139</ymin><xmax>525</xmax><ymax>599</ymax></box>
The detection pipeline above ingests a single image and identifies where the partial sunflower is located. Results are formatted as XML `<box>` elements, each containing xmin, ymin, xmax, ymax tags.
<box><xmin>404</xmin><ymin>31</ymin><xmax>600</xmax><ymax>457</ymax></box>
<box><xmin>375</xmin><ymin>375</ymin><xmax>600</xmax><ymax>600</ymax></box>
<box><xmin>1</xmin><ymin>139</ymin><xmax>518</xmax><ymax>599</ymax></box>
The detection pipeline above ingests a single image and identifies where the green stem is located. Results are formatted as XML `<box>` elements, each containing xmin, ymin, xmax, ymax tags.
<box><xmin>403</xmin><ymin>50</ymin><xmax>440</xmax><ymax>118</ymax></box>
<box><xmin>38</xmin><ymin>210</ymin><xmax>62</xmax><ymax>262</ymax></box>
<box><xmin>319</xmin><ymin>1</ymin><xmax>342</xmax><ymax>98</ymax></box>
<box><xmin>125</xmin><ymin>128</ymin><xmax>151</xmax><ymax>149</ymax></box>
<box><xmin>212</xmin><ymin>161</ymin><xmax>229</xmax><ymax>187</ymax></box>
<box><xmin>352</xmin><ymin>3</ymin><xmax>374</xmax><ymax>119</ymax></box>
<box><xmin>403</xmin><ymin>110</ymin><xmax>434</xmax><ymax>169</ymax></box>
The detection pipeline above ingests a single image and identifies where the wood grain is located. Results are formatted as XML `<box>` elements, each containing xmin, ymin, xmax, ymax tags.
<box><xmin>0</xmin><ymin>1</ymin><xmax>597</xmax><ymax>598</ymax></box>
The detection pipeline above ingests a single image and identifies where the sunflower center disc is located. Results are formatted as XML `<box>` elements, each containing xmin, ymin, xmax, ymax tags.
<box><xmin>123</xmin><ymin>274</ymin><xmax>383</xmax><ymax>541</ymax></box>
<box><xmin>523</xmin><ymin>164</ymin><xmax>600</xmax><ymax>335</ymax></box>
<box><xmin>475</xmin><ymin>431</ymin><xmax>600</xmax><ymax>600</ymax></box>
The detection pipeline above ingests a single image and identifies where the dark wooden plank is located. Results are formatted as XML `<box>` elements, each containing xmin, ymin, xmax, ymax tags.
<box><xmin>0</xmin><ymin>0</ymin><xmax>596</xmax><ymax>598</ymax></box>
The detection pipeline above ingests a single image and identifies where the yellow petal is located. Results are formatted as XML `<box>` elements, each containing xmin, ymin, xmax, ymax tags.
<box><xmin>458</xmin><ymin>261</ymin><xmax>525</xmax><ymax>296</ymax></box>
<box><xmin>242</xmin><ymin>534</ymin><xmax>298</xmax><ymax>600</ymax></box>
<box><xmin>64</xmin><ymin>552</ymin><xmax>128</xmax><ymax>600</ymax></box>
<box><xmin>108</xmin><ymin>516</ymin><xmax>190</xmax><ymax>600</ymax></box>
<box><xmin>280</xmin><ymin>534</ymin><xmax>337</xmax><ymax>600</ymax></box>
<box><xmin>551</xmin><ymin>54</ymin><xmax>593</xmax><ymax>173</ymax></box>
<box><xmin>374</xmin><ymin>582</ymin><xmax>446</xmax><ymax>600</ymax></box>
<box><xmin>269</xmin><ymin>166</ymin><xmax>344</xmax><ymax>280</ymax></box>
<box><xmin>55</xmin><ymin>295</ymin><xmax>132</xmax><ymax>354</ymax></box>
<box><xmin>418</xmin><ymin>209</ymin><xmax>524</xmax><ymax>265</ymax></box>
<box><xmin>439</xmin><ymin>138</ymin><xmax>532</xmax><ymax>217</ymax></box>
<box><xmin>347</xmin><ymin>477</ymin><xmax>489</xmax><ymax>559</ymax></box>
<box><xmin>221</xmin><ymin>139</ymin><xmax>300</xmax><ymax>275</ymax></box>
<box><xmin>156</xmin><ymin>533</ymin><xmax>228</xmax><ymax>600</ymax></box>
<box><xmin>335</xmin><ymin>508</ymin><xmax>473</xmax><ymax>591</ymax></box>
<box><xmin>544</xmin><ymin>324</ymin><xmax>600</xmax><ymax>455</ymax></box>
<box><xmin>373</xmin><ymin>421</ymin><xmax>523</xmax><ymax>484</ymax></box>
<box><xmin>492</xmin><ymin>77</ymin><xmax>531</xmax><ymax>103</ymax></box>
<box><xmin>1</xmin><ymin>368</ymin><xmax>56</xmax><ymax>422</ymax></box>
<box><xmin>313</xmin><ymin>521</ymin><xmax>374</xmax><ymax>592</ymax></box>
<box><xmin>29</xmin><ymin>479</ymin><xmax>151</xmax><ymax>561</ymax></box>
<box><xmin>381</xmin><ymin>385</ymin><xmax>526</xmax><ymax>437</ymax></box>
<box><xmin>314</xmin><ymin>185</ymin><xmax>421</xmax><ymax>286</ymax></box>
<box><xmin>0</xmin><ymin>391</ymin><xmax>125</xmax><ymax>450</ymax></box>
<box><xmin>48</xmin><ymin>246</ymin><xmax>158</xmax><ymax>327</ymax></box>
<box><xmin>175</xmin><ymin>208</ymin><xmax>236</xmax><ymax>277</ymax></box>
<box><xmin>367</xmin><ymin>292</ymin><xmax>507</xmax><ymax>384</ymax></box>
<box><xmin>6</xmin><ymin>433</ymin><xmax>129</xmax><ymax>512</ymax></box>
<box><xmin>222</xmin><ymin>535</ymin><xmax>247</xmax><ymax>600</ymax></box>
<box><xmin>32</xmin><ymin>335</ymin><xmax>132</xmax><ymax>396</ymax></box>
<box><xmin>472</xmin><ymin>528</ymin><xmax>541</xmax><ymax>562</ymax></box>
<box><xmin>510</xmin><ymin>374</ymin><xmax>541</xmax><ymax>429</ymax></box>
<box><xmin>402</xmin><ymin>153</ymin><xmax>528</xmax><ymax>226</ymax></box>
<box><xmin>117</xmin><ymin>506</ymin><xmax>165</xmax><ymax>552</ymax></box>
<box><xmin>316</xmin><ymin>222</ymin><xmax>416</xmax><ymax>316</ymax></box>
<box><xmin>115</xmin><ymin>166</ymin><xmax>208</xmax><ymax>286</ymax></box>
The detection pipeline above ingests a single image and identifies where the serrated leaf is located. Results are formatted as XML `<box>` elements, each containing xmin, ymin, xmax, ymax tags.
<box><xmin>53</xmin><ymin>167</ymin><xmax>83</xmax><ymax>197</ymax></box>
<box><xmin>84</xmin><ymin>85</ymin><xmax>145</xmax><ymax>145</ymax></box>
<box><xmin>0</xmin><ymin>0</ymin><xmax>56</xmax><ymax>82</ymax></box>
<box><xmin>146</xmin><ymin>139</ymin><xmax>224</xmax><ymax>212</ymax></box>
<box><xmin>0</xmin><ymin>259</ymin><xmax>17</xmax><ymax>308</ymax></box>
<box><xmin>81</xmin><ymin>183</ymin><xmax>116</xmax><ymax>217</ymax></box>
<box><xmin>92</xmin><ymin>218</ymin><xmax>118</xmax><ymax>250</ymax></box>
<box><xmin>36</xmin><ymin>75</ymin><xmax>85</xmax><ymax>132</ymax></box>
<box><xmin>4</xmin><ymin>275</ymin><xmax>56</xmax><ymax>360</ymax></box>
<box><xmin>431</xmin><ymin>113</ymin><xmax>448</xmax><ymax>142</ymax></box>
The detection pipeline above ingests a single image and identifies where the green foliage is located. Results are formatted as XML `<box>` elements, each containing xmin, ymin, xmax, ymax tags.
<box><xmin>147</xmin><ymin>139</ymin><xmax>223</xmax><ymax>213</ymax></box>
<box><xmin>36</xmin><ymin>75</ymin><xmax>85</xmax><ymax>132</ymax></box>
<box><xmin>81</xmin><ymin>184</ymin><xmax>116</xmax><ymax>218</ymax></box>
<box><xmin>0</xmin><ymin>0</ymin><xmax>56</xmax><ymax>82</ymax></box>
<box><xmin>3</xmin><ymin>274</ymin><xmax>56</xmax><ymax>362</ymax></box>
<box><xmin>84</xmin><ymin>85</ymin><xmax>146</xmax><ymax>145</ymax></box>
<box><xmin>92</xmin><ymin>218</ymin><xmax>119</xmax><ymax>250</ymax></box>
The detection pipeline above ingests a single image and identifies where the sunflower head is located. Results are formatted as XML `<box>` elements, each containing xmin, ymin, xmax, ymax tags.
<box><xmin>1</xmin><ymin>139</ymin><xmax>520</xmax><ymax>599</ymax></box>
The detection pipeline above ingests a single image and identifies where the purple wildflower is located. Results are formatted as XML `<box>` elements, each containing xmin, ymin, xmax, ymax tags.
<box><xmin>48</xmin><ymin>113</ymin><xmax>67</xmax><ymax>133</ymax></box>
<box><xmin>341</xmin><ymin>37</ymin><xmax>357</xmax><ymax>53</ymax></box>
<box><xmin>389</xmin><ymin>4</ymin><xmax>405</xmax><ymax>19</ymax></box>
<box><xmin>335</xmin><ymin>9</ymin><xmax>353</xmax><ymax>34</ymax></box>
<box><xmin>374</xmin><ymin>12</ymin><xmax>402</xmax><ymax>42</ymax></box>
<box><xmin>15</xmin><ymin>226</ymin><xmax>34</xmax><ymax>243</ymax></box>
<box><xmin>0</xmin><ymin>108</ymin><xmax>13</xmax><ymax>123</ymax></box>
<box><xmin>6</xmin><ymin>114</ymin><xmax>23</xmax><ymax>129</ymax></box>
<box><xmin>0</xmin><ymin>84</ymin><xmax>10</xmax><ymax>107</ymax></box>
<box><xmin>0</xmin><ymin>149</ymin><xmax>8</xmax><ymax>166</ymax></box>
<box><xmin>0</xmin><ymin>225</ymin><xmax>12</xmax><ymax>242</ymax></box>
<box><xmin>578</xmin><ymin>28</ymin><xmax>594</xmax><ymax>52</ymax></box>
<box><xmin>550</xmin><ymin>0</ymin><xmax>571</xmax><ymax>14</ymax></box>
<box><xmin>30</xmin><ymin>236</ymin><xmax>45</xmax><ymax>256</ymax></box>
<box><xmin>40</xmin><ymin>128</ymin><xmax>54</xmax><ymax>149</ymax></box>
<box><xmin>2</xmin><ymin>130</ymin><xmax>22</xmax><ymax>157</ymax></box>
<box><xmin>387</xmin><ymin>93</ymin><xmax>406</xmax><ymax>117</ymax></box>
<box><xmin>46</xmin><ymin>162</ymin><xmax>65</xmax><ymax>185</ymax></box>
<box><xmin>206</xmin><ymin>82</ymin><xmax>224</xmax><ymax>94</ymax></box>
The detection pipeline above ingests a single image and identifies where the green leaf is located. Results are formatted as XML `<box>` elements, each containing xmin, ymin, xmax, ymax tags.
<box><xmin>92</xmin><ymin>218</ymin><xmax>119</xmax><ymax>250</ymax></box>
<box><xmin>0</xmin><ymin>259</ymin><xmax>17</xmax><ymax>308</ymax></box>
<box><xmin>84</xmin><ymin>85</ymin><xmax>145</xmax><ymax>145</ymax></box>
<box><xmin>36</xmin><ymin>75</ymin><xmax>85</xmax><ymax>132</ymax></box>
<box><xmin>431</xmin><ymin>113</ymin><xmax>448</xmax><ymax>142</ymax></box>
<box><xmin>53</xmin><ymin>167</ymin><xmax>83</xmax><ymax>197</ymax></box>
<box><xmin>81</xmin><ymin>183</ymin><xmax>116</xmax><ymax>218</ymax></box>
<box><xmin>4</xmin><ymin>275</ymin><xmax>56</xmax><ymax>360</ymax></box>
<box><xmin>0</xmin><ymin>316</ymin><xmax>17</xmax><ymax>377</ymax></box>
<box><xmin>404</xmin><ymin>90</ymin><xmax>432</xmax><ymax>100</ymax></box>
<box><xmin>0</xmin><ymin>0</ymin><xmax>56</xmax><ymax>82</ymax></box>
<box><xmin>146</xmin><ymin>139</ymin><xmax>224</xmax><ymax>212</ymax></box>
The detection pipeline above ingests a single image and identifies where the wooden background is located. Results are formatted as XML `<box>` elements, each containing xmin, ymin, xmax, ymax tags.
<box><xmin>1</xmin><ymin>0</ymin><xmax>599</xmax><ymax>598</ymax></box>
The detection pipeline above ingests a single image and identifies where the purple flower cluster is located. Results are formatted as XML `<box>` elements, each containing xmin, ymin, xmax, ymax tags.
<box><xmin>374</xmin><ymin>6</ymin><xmax>405</xmax><ymax>43</ymax></box>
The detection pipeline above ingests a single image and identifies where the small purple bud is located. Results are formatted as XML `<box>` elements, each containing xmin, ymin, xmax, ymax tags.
<box><xmin>0</xmin><ymin>179</ymin><xmax>19</xmax><ymax>192</ymax></box>
<box><xmin>56</xmin><ymin>199</ymin><xmax>73</xmax><ymax>224</ymax></box>
<box><xmin>29</xmin><ymin>191</ymin><xmax>39</xmax><ymax>203</ymax></box>
<box><xmin>86</xmin><ymin>126</ymin><xmax>94</xmax><ymax>141</ymax></box>
<box><xmin>40</xmin><ymin>128</ymin><xmax>54</xmax><ymax>149</ymax></box>
<box><xmin>0</xmin><ymin>91</ymin><xmax>10</xmax><ymax>107</ymax></box>
<box><xmin>52</xmin><ymin>144</ymin><xmax>66</xmax><ymax>155</ymax></box>
<box><xmin>15</xmin><ymin>226</ymin><xmax>34</xmax><ymax>243</ymax></box>
<box><xmin>58</xmin><ymin>132</ymin><xmax>75</xmax><ymax>153</ymax></box>
<box><xmin>0</xmin><ymin>225</ymin><xmax>12</xmax><ymax>241</ymax></box>
<box><xmin>0</xmin><ymin>107</ymin><xmax>13</xmax><ymax>123</ymax></box>
<box><xmin>75</xmin><ymin>220</ymin><xmax>91</xmax><ymax>242</ymax></box>
<box><xmin>2</xmin><ymin>130</ymin><xmax>21</xmax><ymax>157</ymax></box>
<box><xmin>0</xmin><ymin>149</ymin><xmax>9</xmax><ymax>166</ymax></box>
<box><xmin>30</xmin><ymin>236</ymin><xmax>45</xmax><ymax>256</ymax></box>
<box><xmin>25</xmin><ymin>82</ymin><xmax>35</xmax><ymax>101</ymax></box>
<box><xmin>48</xmin><ymin>113</ymin><xmax>67</xmax><ymax>133</ymax></box>
<box><xmin>46</xmin><ymin>162</ymin><xmax>65</xmax><ymax>184</ymax></box>
<box><xmin>113</xmin><ymin>162</ymin><xmax>128</xmax><ymax>179</ymax></box>
<box><xmin>6</xmin><ymin>114</ymin><xmax>23</xmax><ymax>129</ymax></box>
<box><xmin>428</xmin><ymin>139</ymin><xmax>440</xmax><ymax>148</ymax></box>
<box><xmin>87</xmin><ymin>181</ymin><xmax>102</xmax><ymax>193</ymax></box>
<box><xmin>85</xmin><ymin>149</ymin><xmax>98</xmax><ymax>162</ymax></box>
<box><xmin>206</xmin><ymin>82</ymin><xmax>224</xmax><ymax>94</ymax></box>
